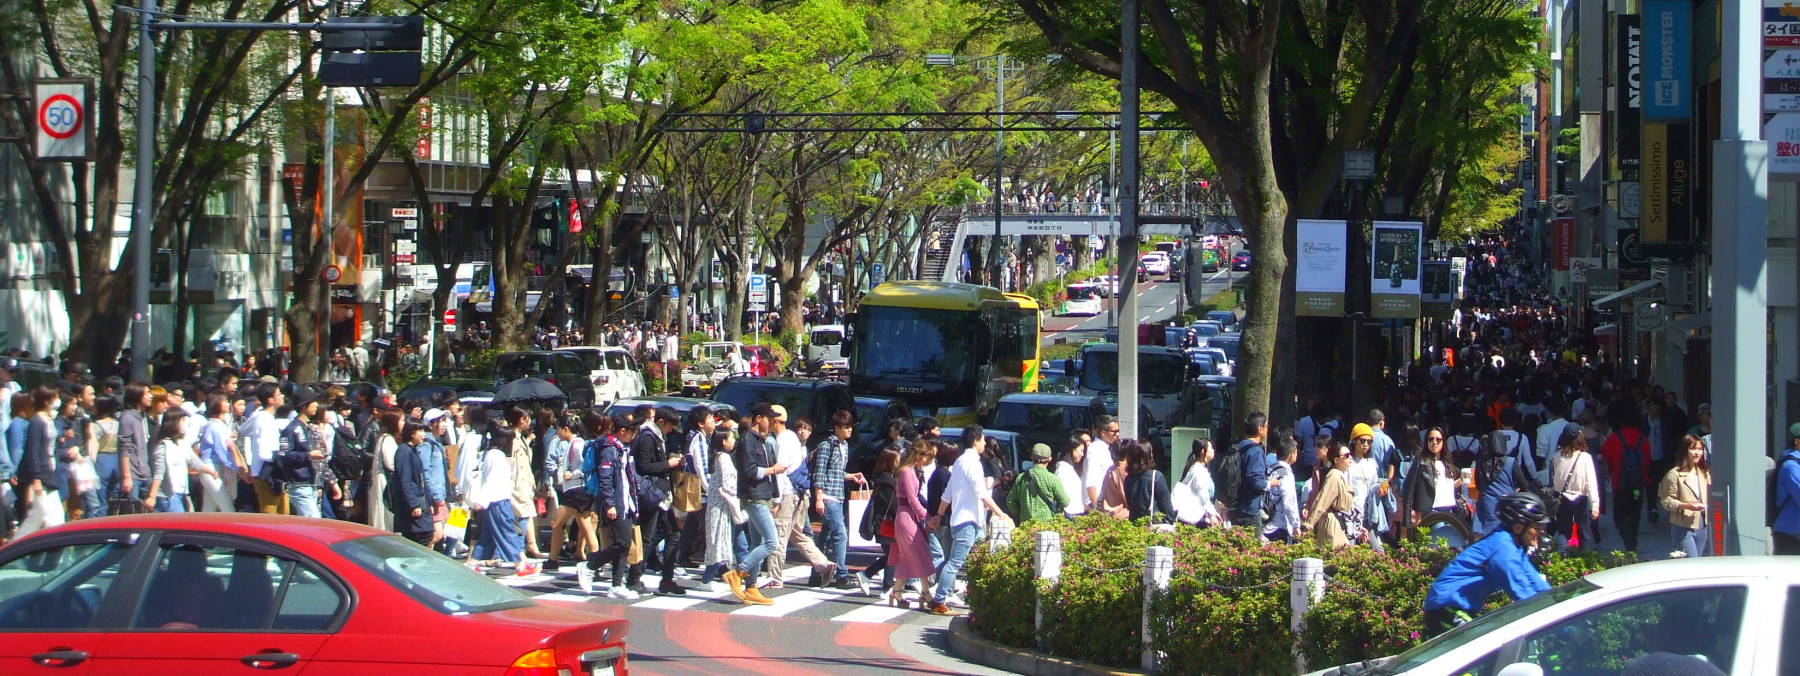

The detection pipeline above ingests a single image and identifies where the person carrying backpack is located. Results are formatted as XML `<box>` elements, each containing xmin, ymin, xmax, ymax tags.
<box><xmin>1225</xmin><ymin>412</ymin><xmax>1272</xmax><ymax>532</ymax></box>
<box><xmin>1473</xmin><ymin>430</ymin><xmax>1535</xmax><ymax>535</ymax></box>
<box><xmin>1772</xmin><ymin>422</ymin><xmax>1800</xmax><ymax>554</ymax></box>
<box><xmin>1600</xmin><ymin>405</ymin><xmax>1653</xmax><ymax>552</ymax></box>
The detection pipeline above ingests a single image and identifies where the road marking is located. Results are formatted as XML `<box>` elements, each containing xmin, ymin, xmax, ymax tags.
<box><xmin>831</xmin><ymin>602</ymin><xmax>912</xmax><ymax>623</ymax></box>
<box><xmin>730</xmin><ymin>589</ymin><xmax>834</xmax><ymax>617</ymax></box>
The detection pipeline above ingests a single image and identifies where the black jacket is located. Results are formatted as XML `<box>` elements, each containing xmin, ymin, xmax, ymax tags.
<box><xmin>736</xmin><ymin>430</ymin><xmax>779</xmax><ymax>501</ymax></box>
<box><xmin>631</xmin><ymin>425</ymin><xmax>674</xmax><ymax>496</ymax></box>
<box><xmin>390</xmin><ymin>443</ymin><xmax>433</xmax><ymax>535</ymax></box>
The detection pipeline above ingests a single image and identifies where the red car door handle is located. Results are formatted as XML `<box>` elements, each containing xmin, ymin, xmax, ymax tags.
<box><xmin>30</xmin><ymin>649</ymin><xmax>89</xmax><ymax>667</ymax></box>
<box><xmin>240</xmin><ymin>651</ymin><xmax>301</xmax><ymax>669</ymax></box>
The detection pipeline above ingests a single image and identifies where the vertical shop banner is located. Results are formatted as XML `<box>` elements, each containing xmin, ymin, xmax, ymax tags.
<box><xmin>1642</xmin><ymin>1</ymin><xmax>1692</xmax><ymax>120</ymax></box>
<box><xmin>1370</xmin><ymin>221</ymin><xmax>1423</xmax><ymax>318</ymax></box>
<box><xmin>1420</xmin><ymin>260</ymin><xmax>1454</xmax><ymax>318</ymax></box>
<box><xmin>1617</xmin><ymin>15</ymin><xmax>1641</xmax><ymax>172</ymax></box>
<box><xmin>1552</xmin><ymin>217</ymin><xmax>1575</xmax><ymax>270</ymax></box>
<box><xmin>1640</xmin><ymin>122</ymin><xmax>1693</xmax><ymax>243</ymax></box>
<box><xmin>1295</xmin><ymin>219</ymin><xmax>1348</xmax><ymax>316</ymax></box>
<box><xmin>186</xmin><ymin>249</ymin><xmax>218</xmax><ymax>305</ymax></box>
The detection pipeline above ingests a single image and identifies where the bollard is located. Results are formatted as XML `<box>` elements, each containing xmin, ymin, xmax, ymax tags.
<box><xmin>1033</xmin><ymin>531</ymin><xmax>1062</xmax><ymax>650</ymax></box>
<box><xmin>1290</xmin><ymin>557</ymin><xmax>1327</xmax><ymax>674</ymax></box>
<box><xmin>988</xmin><ymin>520</ymin><xmax>1015</xmax><ymax>554</ymax></box>
<box><xmin>1141</xmin><ymin>545</ymin><xmax>1174</xmax><ymax>673</ymax></box>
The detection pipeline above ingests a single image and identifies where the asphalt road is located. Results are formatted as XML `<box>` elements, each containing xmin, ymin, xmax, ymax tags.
<box><xmin>502</xmin><ymin>555</ymin><xmax>1012</xmax><ymax>676</ymax></box>
<box><xmin>1042</xmin><ymin>265</ymin><xmax>1239</xmax><ymax>346</ymax></box>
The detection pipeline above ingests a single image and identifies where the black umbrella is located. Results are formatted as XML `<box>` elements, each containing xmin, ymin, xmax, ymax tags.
<box><xmin>493</xmin><ymin>376</ymin><xmax>566</xmax><ymax>405</ymax></box>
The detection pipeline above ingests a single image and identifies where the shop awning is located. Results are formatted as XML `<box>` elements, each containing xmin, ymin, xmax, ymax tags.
<box><xmin>1590</xmin><ymin>278</ymin><xmax>1663</xmax><ymax>309</ymax></box>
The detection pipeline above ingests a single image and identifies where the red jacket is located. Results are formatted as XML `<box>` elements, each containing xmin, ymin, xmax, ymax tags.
<box><xmin>1600</xmin><ymin>428</ymin><xmax>1653</xmax><ymax>490</ymax></box>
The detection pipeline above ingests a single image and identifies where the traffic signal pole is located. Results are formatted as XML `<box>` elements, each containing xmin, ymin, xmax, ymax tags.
<box><xmin>1116</xmin><ymin>0</ymin><xmax>1140</xmax><ymax>440</ymax></box>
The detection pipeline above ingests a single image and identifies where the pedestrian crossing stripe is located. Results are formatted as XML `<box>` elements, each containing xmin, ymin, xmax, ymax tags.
<box><xmin>495</xmin><ymin>565</ymin><xmax>955</xmax><ymax>626</ymax></box>
<box><xmin>730</xmin><ymin>589</ymin><xmax>834</xmax><ymax>618</ymax></box>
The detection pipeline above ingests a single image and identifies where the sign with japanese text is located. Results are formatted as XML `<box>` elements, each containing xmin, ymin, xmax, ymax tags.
<box><xmin>1295</xmin><ymin>219</ymin><xmax>1347</xmax><ymax>316</ymax></box>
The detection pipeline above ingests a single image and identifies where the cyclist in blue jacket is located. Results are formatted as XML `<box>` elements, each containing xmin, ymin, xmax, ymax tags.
<box><xmin>1423</xmin><ymin>491</ymin><xmax>1553</xmax><ymax>637</ymax></box>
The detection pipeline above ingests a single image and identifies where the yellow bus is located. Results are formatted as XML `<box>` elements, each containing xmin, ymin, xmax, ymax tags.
<box><xmin>849</xmin><ymin>281</ymin><xmax>1041</xmax><ymax>426</ymax></box>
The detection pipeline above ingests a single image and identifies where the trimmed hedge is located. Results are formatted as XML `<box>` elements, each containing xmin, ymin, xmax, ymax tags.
<box><xmin>967</xmin><ymin>518</ymin><xmax>1637</xmax><ymax>675</ymax></box>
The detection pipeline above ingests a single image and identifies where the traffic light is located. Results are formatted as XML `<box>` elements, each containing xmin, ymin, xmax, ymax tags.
<box><xmin>319</xmin><ymin>16</ymin><xmax>424</xmax><ymax>87</ymax></box>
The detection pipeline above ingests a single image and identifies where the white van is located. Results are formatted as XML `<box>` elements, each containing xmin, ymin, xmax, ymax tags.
<box><xmin>1062</xmin><ymin>283</ymin><xmax>1105</xmax><ymax>316</ymax></box>
<box><xmin>560</xmin><ymin>345</ymin><xmax>647</xmax><ymax>405</ymax></box>
<box><xmin>805</xmin><ymin>325</ymin><xmax>849</xmax><ymax>369</ymax></box>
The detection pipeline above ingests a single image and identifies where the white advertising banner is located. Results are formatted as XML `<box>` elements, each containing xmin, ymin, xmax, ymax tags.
<box><xmin>1370</xmin><ymin>221</ymin><xmax>1424</xmax><ymax>318</ymax></box>
<box><xmin>1295</xmin><ymin>219</ymin><xmax>1347</xmax><ymax>316</ymax></box>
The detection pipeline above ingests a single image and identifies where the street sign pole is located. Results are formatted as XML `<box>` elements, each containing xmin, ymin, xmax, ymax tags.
<box><xmin>1117</xmin><ymin>0</ymin><xmax>1141</xmax><ymax>441</ymax></box>
<box><xmin>128</xmin><ymin>0</ymin><xmax>155</xmax><ymax>382</ymax></box>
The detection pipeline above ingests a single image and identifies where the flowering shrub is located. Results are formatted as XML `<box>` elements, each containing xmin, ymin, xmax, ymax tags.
<box><xmin>968</xmin><ymin>519</ymin><xmax>1639</xmax><ymax>673</ymax></box>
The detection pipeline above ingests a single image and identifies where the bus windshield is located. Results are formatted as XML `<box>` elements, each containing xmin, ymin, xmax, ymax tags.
<box><xmin>1080</xmin><ymin>351</ymin><xmax>1187</xmax><ymax>394</ymax></box>
<box><xmin>851</xmin><ymin>306</ymin><xmax>979</xmax><ymax>384</ymax></box>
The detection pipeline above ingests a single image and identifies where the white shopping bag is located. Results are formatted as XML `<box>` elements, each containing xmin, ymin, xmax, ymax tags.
<box><xmin>16</xmin><ymin>490</ymin><xmax>66</xmax><ymax>537</ymax></box>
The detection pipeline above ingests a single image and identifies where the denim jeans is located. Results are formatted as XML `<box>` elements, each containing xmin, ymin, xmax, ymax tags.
<box><xmin>286</xmin><ymin>484</ymin><xmax>321</xmax><ymax>518</ymax></box>
<box><xmin>932</xmin><ymin>521</ymin><xmax>981</xmax><ymax>603</ymax></box>
<box><xmin>473</xmin><ymin>500</ymin><xmax>524</xmax><ymax>564</ymax></box>
<box><xmin>928</xmin><ymin>523</ymin><xmax>946</xmax><ymax>571</ymax></box>
<box><xmin>816</xmin><ymin>498</ymin><xmax>848</xmax><ymax>578</ymax></box>
<box><xmin>154</xmin><ymin>494</ymin><xmax>189</xmax><ymax>513</ymax></box>
<box><xmin>738</xmin><ymin>500</ymin><xmax>779</xmax><ymax>585</ymax></box>
<box><xmin>1672</xmin><ymin>525</ymin><xmax>1709</xmax><ymax>558</ymax></box>
<box><xmin>95</xmin><ymin>454</ymin><xmax>122</xmax><ymax>508</ymax></box>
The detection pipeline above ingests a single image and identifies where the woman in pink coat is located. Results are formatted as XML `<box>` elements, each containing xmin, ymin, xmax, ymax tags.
<box><xmin>888</xmin><ymin>439</ymin><xmax>938</xmax><ymax>608</ymax></box>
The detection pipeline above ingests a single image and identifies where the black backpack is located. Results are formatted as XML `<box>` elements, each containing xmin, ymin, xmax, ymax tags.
<box><xmin>329</xmin><ymin>424</ymin><xmax>371</xmax><ymax>482</ymax></box>
<box><xmin>860</xmin><ymin>474</ymin><xmax>897</xmax><ymax>541</ymax></box>
<box><xmin>1212</xmin><ymin>440</ymin><xmax>1254</xmax><ymax>512</ymax></box>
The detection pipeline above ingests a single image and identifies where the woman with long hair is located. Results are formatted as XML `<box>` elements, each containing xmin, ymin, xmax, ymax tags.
<box><xmin>145</xmin><ymin>412</ymin><xmax>213</xmax><ymax>513</ymax></box>
<box><xmin>1178</xmin><ymin>438</ymin><xmax>1221</xmax><ymax>526</ymax></box>
<box><xmin>470</xmin><ymin>426</ymin><xmax>523</xmax><ymax>566</ymax></box>
<box><xmin>1659</xmin><ymin>434</ymin><xmax>1712</xmax><ymax>558</ymax></box>
<box><xmin>702</xmin><ymin>427</ymin><xmax>745</xmax><ymax>587</ymax></box>
<box><xmin>888</xmin><ymin>440</ymin><xmax>936</xmax><ymax>607</ymax></box>
<box><xmin>856</xmin><ymin>446</ymin><xmax>902</xmax><ymax>600</ymax></box>
<box><xmin>367</xmin><ymin>409</ymin><xmax>403</xmax><ymax>531</ymax></box>
<box><xmin>1304</xmin><ymin>445</ymin><xmax>1356</xmax><ymax>548</ymax></box>
<box><xmin>1405</xmin><ymin>427</ymin><xmax>1463</xmax><ymax>525</ymax></box>
<box><xmin>1122</xmin><ymin>440</ymin><xmax>1172</xmax><ymax>523</ymax></box>
<box><xmin>1550</xmin><ymin>426</ymin><xmax>1601</xmax><ymax>550</ymax></box>
<box><xmin>1054</xmin><ymin>432</ymin><xmax>1089</xmax><ymax>517</ymax></box>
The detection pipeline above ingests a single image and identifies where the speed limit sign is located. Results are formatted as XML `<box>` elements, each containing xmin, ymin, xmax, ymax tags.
<box><xmin>321</xmin><ymin>265</ymin><xmax>343</xmax><ymax>284</ymax></box>
<box><xmin>34</xmin><ymin>80</ymin><xmax>89</xmax><ymax>160</ymax></box>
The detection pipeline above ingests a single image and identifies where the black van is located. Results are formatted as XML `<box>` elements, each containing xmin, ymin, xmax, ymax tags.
<box><xmin>493</xmin><ymin>350</ymin><xmax>598</xmax><ymax>408</ymax></box>
<box><xmin>710</xmin><ymin>377</ymin><xmax>856</xmax><ymax>448</ymax></box>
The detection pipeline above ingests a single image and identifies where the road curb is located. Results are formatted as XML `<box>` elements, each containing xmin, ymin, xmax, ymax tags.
<box><xmin>945</xmin><ymin>615</ymin><xmax>1142</xmax><ymax>676</ymax></box>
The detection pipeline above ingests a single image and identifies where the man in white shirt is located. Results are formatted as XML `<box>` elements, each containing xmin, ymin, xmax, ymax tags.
<box><xmin>926</xmin><ymin>424</ymin><xmax>1008</xmax><ymax>614</ymax></box>
<box><xmin>763</xmin><ymin>407</ymin><xmax>832</xmax><ymax>585</ymax></box>
<box><xmin>1495</xmin><ymin>408</ymin><xmax>1539</xmax><ymax>480</ymax></box>
<box><xmin>239</xmin><ymin>383</ymin><xmax>288</xmax><ymax>514</ymax></box>
<box><xmin>1083</xmin><ymin>416</ymin><xmax>1120</xmax><ymax>507</ymax></box>
<box><xmin>1534</xmin><ymin>398</ymin><xmax>1572</xmax><ymax>487</ymax></box>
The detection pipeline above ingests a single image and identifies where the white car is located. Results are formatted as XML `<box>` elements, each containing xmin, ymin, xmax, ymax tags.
<box><xmin>1139</xmin><ymin>252</ymin><xmax>1171</xmax><ymax>277</ymax></box>
<box><xmin>560</xmin><ymin>346</ymin><xmax>647</xmax><ymax>405</ymax></box>
<box><xmin>1309</xmin><ymin>556</ymin><xmax>1798</xmax><ymax>675</ymax></box>
<box><xmin>1062</xmin><ymin>283</ymin><xmax>1105</xmax><ymax>316</ymax></box>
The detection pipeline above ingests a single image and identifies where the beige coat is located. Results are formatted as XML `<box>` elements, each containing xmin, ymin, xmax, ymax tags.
<box><xmin>1305</xmin><ymin>468</ymin><xmax>1354</xmax><ymax>548</ymax></box>
<box><xmin>510</xmin><ymin>434</ymin><xmax>537</xmax><ymax>517</ymax></box>
<box><xmin>1658</xmin><ymin>465</ymin><xmax>1710</xmax><ymax>530</ymax></box>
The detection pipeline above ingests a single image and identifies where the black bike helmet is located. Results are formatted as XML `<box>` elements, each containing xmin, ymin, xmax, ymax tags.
<box><xmin>1497</xmin><ymin>492</ymin><xmax>1552</xmax><ymax>528</ymax></box>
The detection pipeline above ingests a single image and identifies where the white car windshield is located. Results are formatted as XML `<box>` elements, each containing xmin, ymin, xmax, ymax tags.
<box><xmin>1363</xmin><ymin>580</ymin><xmax>1598</xmax><ymax>675</ymax></box>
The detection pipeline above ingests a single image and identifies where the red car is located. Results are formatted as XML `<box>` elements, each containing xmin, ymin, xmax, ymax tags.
<box><xmin>0</xmin><ymin>513</ymin><xmax>628</xmax><ymax>675</ymax></box>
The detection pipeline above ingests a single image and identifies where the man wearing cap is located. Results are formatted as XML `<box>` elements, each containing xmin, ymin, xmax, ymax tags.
<box><xmin>420</xmin><ymin>409</ymin><xmax>452</xmax><ymax>545</ymax></box>
<box><xmin>763</xmin><ymin>405</ymin><xmax>833</xmax><ymax>587</ymax></box>
<box><xmin>1005</xmin><ymin>443</ymin><xmax>1068</xmax><ymax>524</ymax></box>
<box><xmin>275</xmin><ymin>387</ymin><xmax>329</xmax><ymax>518</ymax></box>
<box><xmin>1774</xmin><ymin>423</ymin><xmax>1800</xmax><ymax>555</ymax></box>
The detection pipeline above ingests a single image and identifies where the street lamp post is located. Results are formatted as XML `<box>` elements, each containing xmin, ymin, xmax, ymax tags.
<box><xmin>926</xmin><ymin>52</ymin><xmax>1019</xmax><ymax>290</ymax></box>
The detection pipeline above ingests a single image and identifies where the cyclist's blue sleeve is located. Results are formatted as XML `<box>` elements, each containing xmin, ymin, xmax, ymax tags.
<box><xmin>1487</xmin><ymin>547</ymin><xmax>1550</xmax><ymax>603</ymax></box>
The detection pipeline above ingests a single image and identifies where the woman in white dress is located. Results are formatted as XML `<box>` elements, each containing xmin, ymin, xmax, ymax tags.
<box><xmin>367</xmin><ymin>410</ymin><xmax>402</xmax><ymax>532</ymax></box>
<box><xmin>702</xmin><ymin>429</ymin><xmax>745</xmax><ymax>586</ymax></box>
<box><xmin>1177</xmin><ymin>438</ymin><xmax>1221</xmax><ymax>526</ymax></box>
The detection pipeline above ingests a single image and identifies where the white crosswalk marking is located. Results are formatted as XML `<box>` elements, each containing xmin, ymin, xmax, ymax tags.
<box><xmin>729</xmin><ymin>589</ymin><xmax>833</xmax><ymax>618</ymax></box>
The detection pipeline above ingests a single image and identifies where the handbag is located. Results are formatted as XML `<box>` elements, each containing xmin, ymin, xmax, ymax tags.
<box><xmin>108</xmin><ymin>496</ymin><xmax>150</xmax><ymax>516</ymax></box>
<box><xmin>672</xmin><ymin>471</ymin><xmax>703</xmax><ymax>513</ymax></box>
<box><xmin>1544</xmin><ymin>452</ymin><xmax>1583</xmax><ymax>535</ymax></box>
<box><xmin>443</xmin><ymin>506</ymin><xmax>470</xmax><ymax>540</ymax></box>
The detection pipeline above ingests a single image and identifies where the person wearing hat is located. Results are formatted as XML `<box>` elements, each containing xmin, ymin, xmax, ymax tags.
<box><xmin>1005</xmin><ymin>443</ymin><xmax>1068</xmax><ymax>524</ymax></box>
<box><xmin>1773</xmin><ymin>422</ymin><xmax>1800</xmax><ymax>554</ymax></box>
<box><xmin>1422</xmin><ymin>492</ymin><xmax>1552</xmax><ymax>637</ymax></box>
<box><xmin>274</xmin><ymin>386</ymin><xmax>330</xmax><ymax>518</ymax></box>
<box><xmin>419</xmin><ymin>409</ymin><xmax>453</xmax><ymax>545</ymax></box>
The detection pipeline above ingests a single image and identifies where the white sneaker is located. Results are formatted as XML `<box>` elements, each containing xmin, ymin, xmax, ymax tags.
<box><xmin>609</xmin><ymin>586</ymin><xmax>640</xmax><ymax>600</ymax></box>
<box><xmin>945</xmin><ymin>592</ymin><xmax>967</xmax><ymax>608</ymax></box>
<box><xmin>854</xmin><ymin>572</ymin><xmax>872</xmax><ymax>597</ymax></box>
<box><xmin>576</xmin><ymin>563</ymin><xmax>594</xmax><ymax>594</ymax></box>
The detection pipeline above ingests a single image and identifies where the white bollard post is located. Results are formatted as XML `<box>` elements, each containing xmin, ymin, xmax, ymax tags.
<box><xmin>988</xmin><ymin>520</ymin><xmax>1015</xmax><ymax>554</ymax></box>
<box><xmin>1033</xmin><ymin>530</ymin><xmax>1062</xmax><ymax>649</ymax></box>
<box><xmin>1290</xmin><ymin>557</ymin><xmax>1327</xmax><ymax>674</ymax></box>
<box><xmin>1141</xmin><ymin>545</ymin><xmax>1174</xmax><ymax>673</ymax></box>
